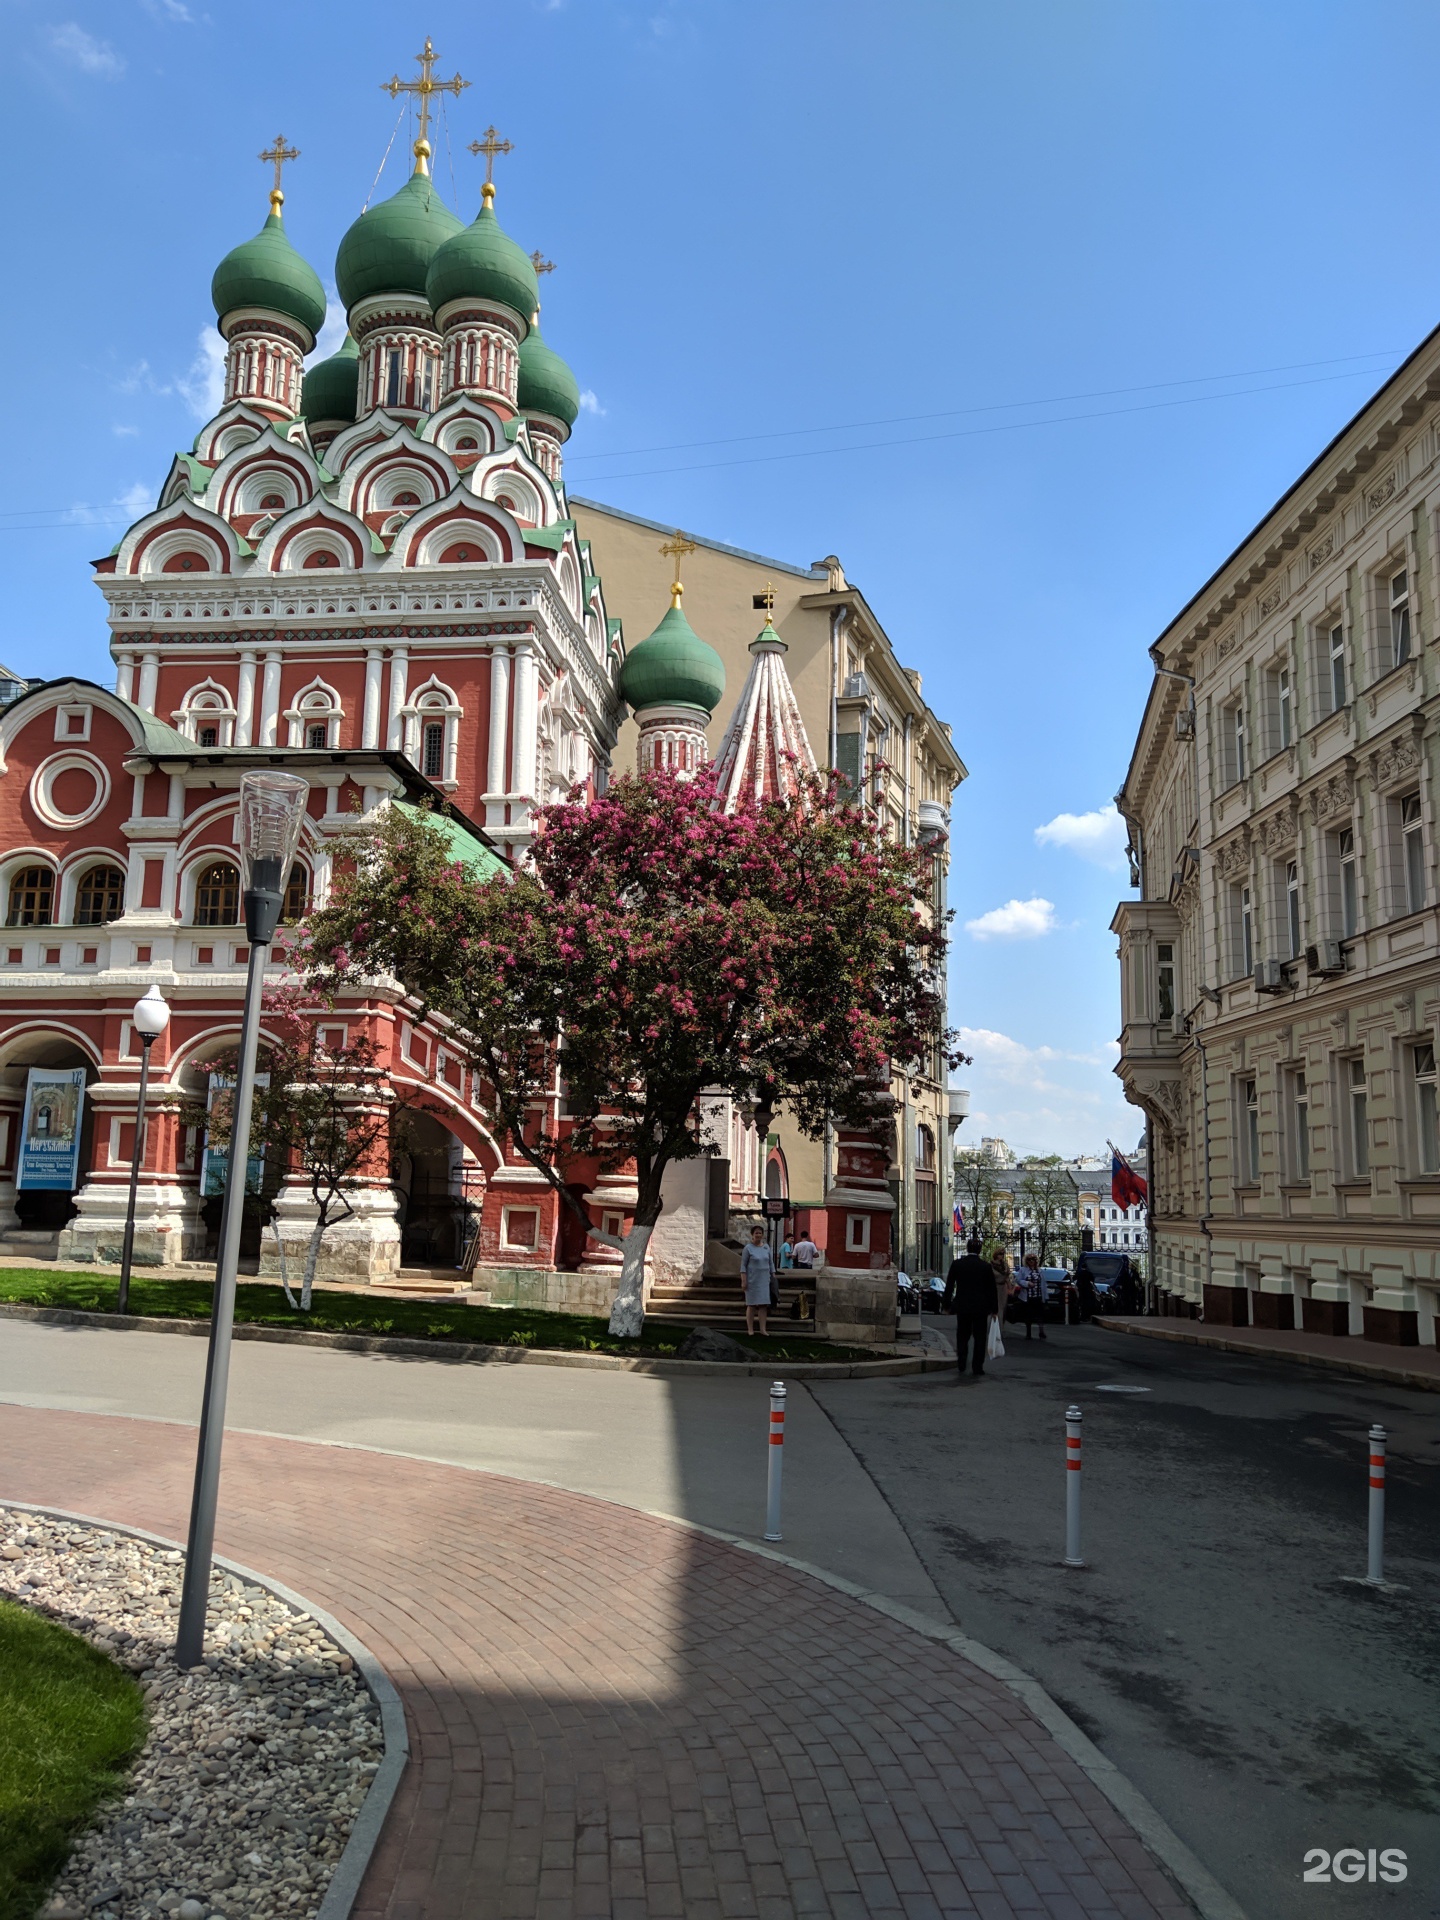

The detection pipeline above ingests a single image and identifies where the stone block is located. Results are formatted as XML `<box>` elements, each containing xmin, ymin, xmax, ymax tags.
<box><xmin>814</xmin><ymin>1264</ymin><xmax>896</xmax><ymax>1347</ymax></box>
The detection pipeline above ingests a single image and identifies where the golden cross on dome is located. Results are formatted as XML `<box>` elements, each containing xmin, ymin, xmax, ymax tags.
<box><xmin>753</xmin><ymin>580</ymin><xmax>776</xmax><ymax>619</ymax></box>
<box><xmin>659</xmin><ymin>531</ymin><xmax>699</xmax><ymax>608</ymax></box>
<box><xmin>383</xmin><ymin>39</ymin><xmax>469</xmax><ymax>173</ymax></box>
<box><xmin>467</xmin><ymin>125</ymin><xmax>514</xmax><ymax>206</ymax></box>
<box><xmin>531</xmin><ymin>250</ymin><xmax>556</xmax><ymax>277</ymax></box>
<box><xmin>259</xmin><ymin>134</ymin><xmax>299</xmax><ymax>212</ymax></box>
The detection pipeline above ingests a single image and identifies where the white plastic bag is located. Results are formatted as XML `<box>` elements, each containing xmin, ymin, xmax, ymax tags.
<box><xmin>986</xmin><ymin>1315</ymin><xmax>1005</xmax><ymax>1360</ymax></box>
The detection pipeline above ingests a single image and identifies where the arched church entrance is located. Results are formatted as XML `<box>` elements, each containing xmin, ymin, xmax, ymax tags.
<box><xmin>393</xmin><ymin>1108</ymin><xmax>487</xmax><ymax>1272</ymax></box>
<box><xmin>0</xmin><ymin>1031</ymin><xmax>99</xmax><ymax>1245</ymax></box>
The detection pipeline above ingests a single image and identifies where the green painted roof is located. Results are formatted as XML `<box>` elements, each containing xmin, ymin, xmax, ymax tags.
<box><xmin>617</xmin><ymin>602</ymin><xmax>726</xmax><ymax>717</ymax></box>
<box><xmin>392</xmin><ymin>800</ymin><xmax>504</xmax><ymax>878</ymax></box>
<box><xmin>120</xmin><ymin>699</ymin><xmax>196</xmax><ymax>759</ymax></box>
<box><xmin>426</xmin><ymin>200</ymin><xmax>539</xmax><ymax>324</ymax></box>
<box><xmin>335</xmin><ymin>169</ymin><xmax>465</xmax><ymax>311</ymax></box>
<box><xmin>302</xmin><ymin>334</ymin><xmax>359</xmax><ymax>425</ymax></box>
<box><xmin>212</xmin><ymin>209</ymin><xmax>327</xmax><ymax>337</ymax></box>
<box><xmin>517</xmin><ymin>320</ymin><xmax>579</xmax><ymax>426</ymax></box>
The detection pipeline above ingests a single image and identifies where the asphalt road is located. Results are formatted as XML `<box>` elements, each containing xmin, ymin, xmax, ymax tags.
<box><xmin>813</xmin><ymin>1322</ymin><xmax>1440</xmax><ymax>1920</ymax></box>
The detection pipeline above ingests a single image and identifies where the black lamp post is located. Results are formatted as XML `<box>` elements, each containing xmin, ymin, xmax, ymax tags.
<box><xmin>177</xmin><ymin>769</ymin><xmax>308</xmax><ymax>1669</ymax></box>
<box><xmin>117</xmin><ymin>986</ymin><xmax>170</xmax><ymax>1316</ymax></box>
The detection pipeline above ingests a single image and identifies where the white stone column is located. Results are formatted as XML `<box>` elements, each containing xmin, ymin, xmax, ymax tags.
<box><xmin>258</xmin><ymin>652</ymin><xmax>282</xmax><ymax>748</ymax></box>
<box><xmin>115</xmin><ymin>654</ymin><xmax>135</xmax><ymax>703</ymax></box>
<box><xmin>510</xmin><ymin>643</ymin><xmax>538</xmax><ymax>799</ymax></box>
<box><xmin>136</xmin><ymin>652</ymin><xmax>160</xmax><ymax>715</ymax></box>
<box><xmin>235</xmin><ymin>651</ymin><xmax>257</xmax><ymax>746</ymax></box>
<box><xmin>486</xmin><ymin>648</ymin><xmax>511</xmax><ymax>795</ymax></box>
<box><xmin>386</xmin><ymin>647</ymin><xmax>409</xmax><ymax>752</ymax></box>
<box><xmin>362</xmin><ymin>649</ymin><xmax>385</xmax><ymax>749</ymax></box>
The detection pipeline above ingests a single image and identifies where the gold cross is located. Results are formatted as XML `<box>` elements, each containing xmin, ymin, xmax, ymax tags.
<box><xmin>753</xmin><ymin>579</ymin><xmax>776</xmax><ymax>620</ymax></box>
<box><xmin>382</xmin><ymin>38</ymin><xmax>469</xmax><ymax>172</ymax></box>
<box><xmin>659</xmin><ymin>531</ymin><xmax>699</xmax><ymax>608</ymax></box>
<box><xmin>530</xmin><ymin>250</ymin><xmax>556</xmax><ymax>277</ymax></box>
<box><xmin>259</xmin><ymin>134</ymin><xmax>299</xmax><ymax>212</ymax></box>
<box><xmin>468</xmin><ymin>124</ymin><xmax>514</xmax><ymax>205</ymax></box>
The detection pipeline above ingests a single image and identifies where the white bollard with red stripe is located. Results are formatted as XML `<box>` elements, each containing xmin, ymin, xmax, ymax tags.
<box><xmin>1366</xmin><ymin>1423</ymin><xmax>1387</xmax><ymax>1587</ymax></box>
<box><xmin>765</xmin><ymin>1381</ymin><xmax>787</xmax><ymax>1542</ymax></box>
<box><xmin>1064</xmin><ymin>1405</ymin><xmax>1084</xmax><ymax>1568</ymax></box>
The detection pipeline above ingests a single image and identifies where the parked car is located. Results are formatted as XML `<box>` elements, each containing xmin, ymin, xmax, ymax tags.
<box><xmin>1073</xmin><ymin>1251</ymin><xmax>1141</xmax><ymax>1314</ymax></box>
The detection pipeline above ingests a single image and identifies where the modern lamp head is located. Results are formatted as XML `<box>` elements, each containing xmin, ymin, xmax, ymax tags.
<box><xmin>239</xmin><ymin>770</ymin><xmax>310</xmax><ymax>944</ymax></box>
<box><xmin>132</xmin><ymin>984</ymin><xmax>171</xmax><ymax>1039</ymax></box>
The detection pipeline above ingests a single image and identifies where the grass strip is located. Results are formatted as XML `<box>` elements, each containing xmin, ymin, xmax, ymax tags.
<box><xmin>0</xmin><ymin>1269</ymin><xmax>874</xmax><ymax>1365</ymax></box>
<box><xmin>0</xmin><ymin>1597</ymin><xmax>147</xmax><ymax>1920</ymax></box>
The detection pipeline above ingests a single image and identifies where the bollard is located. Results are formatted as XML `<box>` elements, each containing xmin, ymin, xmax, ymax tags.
<box><xmin>1365</xmin><ymin>1423</ymin><xmax>1387</xmax><ymax>1587</ymax></box>
<box><xmin>764</xmin><ymin>1381</ymin><xmax>787</xmax><ymax>1542</ymax></box>
<box><xmin>1064</xmin><ymin>1405</ymin><xmax>1084</xmax><ymax>1567</ymax></box>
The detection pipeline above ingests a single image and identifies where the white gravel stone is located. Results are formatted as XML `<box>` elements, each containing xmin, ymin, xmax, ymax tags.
<box><xmin>1</xmin><ymin>1506</ymin><xmax>387</xmax><ymax>1920</ymax></box>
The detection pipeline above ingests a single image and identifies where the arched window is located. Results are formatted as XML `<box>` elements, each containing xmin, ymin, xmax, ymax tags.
<box><xmin>194</xmin><ymin>861</ymin><xmax>240</xmax><ymax>926</ymax></box>
<box><xmin>7</xmin><ymin>866</ymin><xmax>54</xmax><ymax>926</ymax></box>
<box><xmin>74</xmin><ymin>864</ymin><xmax>125</xmax><ymax>926</ymax></box>
<box><xmin>422</xmin><ymin>721</ymin><xmax>445</xmax><ymax>779</ymax></box>
<box><xmin>916</xmin><ymin>1125</ymin><xmax>936</xmax><ymax>1172</ymax></box>
<box><xmin>283</xmin><ymin>864</ymin><xmax>309</xmax><ymax>923</ymax></box>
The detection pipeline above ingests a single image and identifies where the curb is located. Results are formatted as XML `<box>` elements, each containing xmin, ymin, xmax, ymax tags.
<box><xmin>2</xmin><ymin>1498</ymin><xmax>407</xmax><ymax>1920</ymax></box>
<box><xmin>0</xmin><ymin>1300</ymin><xmax>946</xmax><ymax>1379</ymax></box>
<box><xmin>1095</xmin><ymin>1315</ymin><xmax>1440</xmax><ymax>1395</ymax></box>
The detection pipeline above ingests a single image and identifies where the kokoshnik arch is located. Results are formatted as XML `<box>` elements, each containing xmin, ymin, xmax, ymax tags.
<box><xmin>0</xmin><ymin>45</ymin><xmax>966</xmax><ymax>1303</ymax></box>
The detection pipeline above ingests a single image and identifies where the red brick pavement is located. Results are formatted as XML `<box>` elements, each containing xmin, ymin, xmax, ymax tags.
<box><xmin>0</xmin><ymin>1404</ymin><xmax>1193</xmax><ymax>1920</ymax></box>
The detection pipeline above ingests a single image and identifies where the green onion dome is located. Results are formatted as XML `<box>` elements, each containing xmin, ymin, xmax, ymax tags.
<box><xmin>335</xmin><ymin>166</ymin><xmax>465</xmax><ymax>311</ymax></box>
<box><xmin>302</xmin><ymin>333</ymin><xmax>360</xmax><ymax>425</ymax></box>
<box><xmin>618</xmin><ymin>598</ymin><xmax>726</xmax><ymax>716</ymax></box>
<box><xmin>517</xmin><ymin>320</ymin><xmax>580</xmax><ymax>427</ymax></box>
<box><xmin>212</xmin><ymin>202</ymin><xmax>326</xmax><ymax>338</ymax></box>
<box><xmin>426</xmin><ymin>185</ymin><xmax>539</xmax><ymax>324</ymax></box>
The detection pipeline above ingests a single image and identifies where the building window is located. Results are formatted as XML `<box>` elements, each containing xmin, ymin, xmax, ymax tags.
<box><xmin>1329</xmin><ymin>620</ymin><xmax>1346</xmax><ymax>711</ymax></box>
<box><xmin>1225</xmin><ymin>701</ymin><xmax>1247</xmax><ymax>784</ymax></box>
<box><xmin>1241</xmin><ymin>1077</ymin><xmax>1259</xmax><ymax>1183</ymax></box>
<box><xmin>7</xmin><ymin>866</ymin><xmax>54</xmax><ymax>926</ymax></box>
<box><xmin>306</xmin><ymin>723</ymin><xmax>328</xmax><ymax>749</ymax></box>
<box><xmin>1278</xmin><ymin>664</ymin><xmax>1293</xmax><ymax>749</ymax></box>
<box><xmin>1156</xmin><ymin>943</ymin><xmax>1174</xmax><ymax>1020</ymax></box>
<box><xmin>283</xmin><ymin>864</ymin><xmax>309</xmax><ymax>923</ymax></box>
<box><xmin>1390</xmin><ymin>569</ymin><xmax>1411</xmax><ymax>669</ymax></box>
<box><xmin>386</xmin><ymin>348</ymin><xmax>402</xmax><ymax>409</ymax></box>
<box><xmin>1345</xmin><ymin>1056</ymin><xmax>1369</xmax><ymax>1179</ymax></box>
<box><xmin>1335</xmin><ymin>827</ymin><xmax>1357</xmax><ymax>937</ymax></box>
<box><xmin>1401</xmin><ymin>793</ymin><xmax>1425</xmax><ymax>914</ymax></box>
<box><xmin>1285</xmin><ymin>859</ymin><xmax>1301</xmax><ymax>958</ymax></box>
<box><xmin>194</xmin><ymin>860</ymin><xmax>240</xmax><ymax>926</ymax></box>
<box><xmin>1414</xmin><ymin>1043</ymin><xmax>1439</xmax><ymax>1175</ymax></box>
<box><xmin>74</xmin><ymin>864</ymin><xmax>125</xmax><ymax>926</ymax></box>
<box><xmin>422</xmin><ymin>721</ymin><xmax>445</xmax><ymax>779</ymax></box>
<box><xmin>198</xmin><ymin>726</ymin><xmax>218</xmax><ymax>748</ymax></box>
<box><xmin>1230</xmin><ymin>882</ymin><xmax>1254</xmax><ymax>979</ymax></box>
<box><xmin>1288</xmin><ymin>1069</ymin><xmax>1310</xmax><ymax>1181</ymax></box>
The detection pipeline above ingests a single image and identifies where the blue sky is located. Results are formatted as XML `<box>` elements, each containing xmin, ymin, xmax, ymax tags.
<box><xmin>8</xmin><ymin>0</ymin><xmax>1440</xmax><ymax>1155</ymax></box>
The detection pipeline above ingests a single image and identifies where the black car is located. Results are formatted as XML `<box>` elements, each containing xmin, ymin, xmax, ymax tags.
<box><xmin>1073</xmin><ymin>1251</ymin><xmax>1141</xmax><ymax>1314</ymax></box>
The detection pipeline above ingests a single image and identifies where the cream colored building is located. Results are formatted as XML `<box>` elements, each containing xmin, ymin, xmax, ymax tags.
<box><xmin>1113</xmin><ymin>327</ymin><xmax>1440</xmax><ymax>1345</ymax></box>
<box><xmin>572</xmin><ymin>498</ymin><xmax>967</xmax><ymax>1272</ymax></box>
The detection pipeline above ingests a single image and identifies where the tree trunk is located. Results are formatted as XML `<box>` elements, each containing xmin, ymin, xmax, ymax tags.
<box><xmin>606</xmin><ymin>1220</ymin><xmax>653</xmax><ymax>1338</ymax></box>
<box><xmin>300</xmin><ymin>1212</ymin><xmax>328</xmax><ymax>1312</ymax></box>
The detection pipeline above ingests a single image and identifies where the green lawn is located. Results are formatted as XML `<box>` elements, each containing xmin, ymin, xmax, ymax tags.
<box><xmin>0</xmin><ymin>1269</ymin><xmax>874</xmax><ymax>1365</ymax></box>
<box><xmin>0</xmin><ymin>1598</ymin><xmax>146</xmax><ymax>1920</ymax></box>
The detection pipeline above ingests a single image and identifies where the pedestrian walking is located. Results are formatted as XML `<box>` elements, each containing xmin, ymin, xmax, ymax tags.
<box><xmin>1018</xmin><ymin>1250</ymin><xmax>1048</xmax><ymax>1341</ymax></box>
<box><xmin>990</xmin><ymin>1245</ymin><xmax>1014</xmax><ymax>1322</ymax></box>
<box><xmin>941</xmin><ymin>1235</ymin><xmax>999</xmax><ymax>1377</ymax></box>
<box><xmin>791</xmin><ymin>1230</ymin><xmax>819</xmax><ymax>1270</ymax></box>
<box><xmin>779</xmin><ymin>1235</ymin><xmax>795</xmax><ymax>1270</ymax></box>
<box><xmin>740</xmin><ymin>1225</ymin><xmax>775</xmax><ymax>1337</ymax></box>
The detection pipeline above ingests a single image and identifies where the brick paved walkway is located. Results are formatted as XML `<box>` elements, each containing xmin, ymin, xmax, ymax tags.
<box><xmin>0</xmin><ymin>1404</ymin><xmax>1192</xmax><ymax>1920</ymax></box>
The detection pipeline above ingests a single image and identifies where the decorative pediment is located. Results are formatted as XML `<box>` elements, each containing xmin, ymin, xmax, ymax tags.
<box><xmin>1216</xmin><ymin>830</ymin><xmax>1251</xmax><ymax>878</ymax></box>
<box><xmin>1308</xmin><ymin>765</ymin><xmax>1354</xmax><ymax>821</ymax></box>
<box><xmin>1256</xmin><ymin>800</ymin><xmax>1298</xmax><ymax>852</ymax></box>
<box><xmin>1370</xmin><ymin>723</ymin><xmax>1424</xmax><ymax>791</ymax></box>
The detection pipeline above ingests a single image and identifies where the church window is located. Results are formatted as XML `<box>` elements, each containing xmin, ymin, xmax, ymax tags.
<box><xmin>422</xmin><ymin>721</ymin><xmax>445</xmax><ymax>779</ymax></box>
<box><xmin>163</xmin><ymin>551</ymin><xmax>211</xmax><ymax>574</ymax></box>
<box><xmin>386</xmin><ymin>349</ymin><xmax>402</xmax><ymax>409</ymax></box>
<box><xmin>260</xmin><ymin>494</ymin><xmax>284</xmax><ymax>511</ymax></box>
<box><xmin>419</xmin><ymin>358</ymin><xmax>434</xmax><ymax>412</ymax></box>
<box><xmin>393</xmin><ymin>491</ymin><xmax>420</xmax><ymax>507</ymax></box>
<box><xmin>307</xmin><ymin>723</ymin><xmax>328</xmax><ymax>749</ymax></box>
<box><xmin>440</xmin><ymin>542</ymin><xmax>480</xmax><ymax>564</ymax></box>
<box><xmin>198</xmin><ymin>726</ymin><xmax>218</xmax><ymax>748</ymax></box>
<box><xmin>7</xmin><ymin>866</ymin><xmax>54</xmax><ymax>926</ymax></box>
<box><xmin>74</xmin><ymin>865</ymin><xmax>125</xmax><ymax>926</ymax></box>
<box><xmin>302</xmin><ymin>549</ymin><xmax>340</xmax><ymax>569</ymax></box>
<box><xmin>283</xmin><ymin>864</ymin><xmax>309</xmax><ymax>923</ymax></box>
<box><xmin>194</xmin><ymin>861</ymin><xmax>240</xmax><ymax>926</ymax></box>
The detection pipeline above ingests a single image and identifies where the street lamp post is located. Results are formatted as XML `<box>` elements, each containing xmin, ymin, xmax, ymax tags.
<box><xmin>176</xmin><ymin>770</ymin><xmax>308</xmax><ymax>1669</ymax></box>
<box><xmin>117</xmin><ymin>985</ymin><xmax>170</xmax><ymax>1316</ymax></box>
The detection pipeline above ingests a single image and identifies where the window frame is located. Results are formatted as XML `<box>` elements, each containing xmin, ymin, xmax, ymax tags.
<box><xmin>1329</xmin><ymin>618</ymin><xmax>1347</xmax><ymax>711</ymax></box>
<box><xmin>1285</xmin><ymin>858</ymin><xmax>1301</xmax><ymax>959</ymax></box>
<box><xmin>1390</xmin><ymin>567</ymin><xmax>1412</xmax><ymax>670</ymax></box>
<box><xmin>1336</xmin><ymin>826</ymin><xmax>1358</xmax><ymax>938</ymax></box>
<box><xmin>1156</xmin><ymin>941</ymin><xmax>1175</xmax><ymax>1021</ymax></box>
<box><xmin>1344</xmin><ymin>1054</ymin><xmax>1369</xmax><ymax>1180</ymax></box>
<box><xmin>192</xmin><ymin>859</ymin><xmax>241</xmax><ymax>928</ymax></box>
<box><xmin>1401</xmin><ymin>791</ymin><xmax>1426</xmax><ymax>915</ymax></box>
<box><xmin>73</xmin><ymin>863</ymin><xmax>126</xmax><ymax>927</ymax></box>
<box><xmin>1239</xmin><ymin>1076</ymin><xmax>1260</xmax><ymax>1184</ymax></box>
<box><xmin>6</xmin><ymin>864</ymin><xmax>55</xmax><ymax>927</ymax></box>
<box><xmin>1286</xmin><ymin>1067</ymin><xmax>1310</xmax><ymax>1183</ymax></box>
<box><xmin>1413</xmin><ymin>1041</ymin><xmax>1439</xmax><ymax>1176</ymax></box>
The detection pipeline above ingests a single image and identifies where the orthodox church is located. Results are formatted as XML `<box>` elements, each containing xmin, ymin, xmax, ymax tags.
<box><xmin>0</xmin><ymin>49</ymin><xmax>894</xmax><ymax>1299</ymax></box>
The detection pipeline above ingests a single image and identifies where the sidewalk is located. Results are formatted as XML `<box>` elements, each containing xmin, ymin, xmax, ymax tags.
<box><xmin>1</xmin><ymin>1402</ymin><xmax>1194</xmax><ymax>1920</ymax></box>
<box><xmin>1096</xmin><ymin>1313</ymin><xmax>1440</xmax><ymax>1390</ymax></box>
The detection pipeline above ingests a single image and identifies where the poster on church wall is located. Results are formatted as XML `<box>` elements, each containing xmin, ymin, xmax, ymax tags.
<box><xmin>200</xmin><ymin>1071</ymin><xmax>268</xmax><ymax>1197</ymax></box>
<box><xmin>16</xmin><ymin>1068</ymin><xmax>87</xmax><ymax>1191</ymax></box>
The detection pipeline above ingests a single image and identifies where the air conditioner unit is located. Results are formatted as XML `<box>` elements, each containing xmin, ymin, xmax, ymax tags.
<box><xmin>1306</xmin><ymin>939</ymin><xmax>1345</xmax><ymax>977</ymax></box>
<box><xmin>1174</xmin><ymin>710</ymin><xmax>1196</xmax><ymax>740</ymax></box>
<box><xmin>1253</xmin><ymin>958</ymin><xmax>1286</xmax><ymax>993</ymax></box>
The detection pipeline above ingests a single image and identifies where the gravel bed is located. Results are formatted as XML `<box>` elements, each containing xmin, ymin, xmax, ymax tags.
<box><xmin>0</xmin><ymin>1505</ymin><xmax>386</xmax><ymax>1920</ymax></box>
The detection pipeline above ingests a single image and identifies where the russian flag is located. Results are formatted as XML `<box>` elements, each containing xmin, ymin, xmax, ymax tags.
<box><xmin>953</xmin><ymin>1201</ymin><xmax>965</xmax><ymax>1234</ymax></box>
<box><xmin>1111</xmin><ymin>1145</ymin><xmax>1147</xmax><ymax>1210</ymax></box>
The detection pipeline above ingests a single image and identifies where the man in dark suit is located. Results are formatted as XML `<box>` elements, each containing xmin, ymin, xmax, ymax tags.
<box><xmin>941</xmin><ymin>1236</ymin><xmax>999</xmax><ymax>1377</ymax></box>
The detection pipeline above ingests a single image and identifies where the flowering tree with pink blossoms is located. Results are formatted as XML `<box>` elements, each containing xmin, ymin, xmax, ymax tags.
<box><xmin>302</xmin><ymin>768</ymin><xmax>956</xmax><ymax>1337</ymax></box>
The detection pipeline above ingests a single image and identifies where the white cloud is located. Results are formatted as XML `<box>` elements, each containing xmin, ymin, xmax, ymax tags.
<box><xmin>142</xmin><ymin>0</ymin><xmax>193</xmax><ymax>19</ymax></box>
<box><xmin>953</xmin><ymin>1026</ymin><xmax>1137</xmax><ymax>1160</ymax></box>
<box><xmin>313</xmin><ymin>289</ymin><xmax>347</xmax><ymax>363</ymax></box>
<box><xmin>115</xmin><ymin>482</ymin><xmax>153</xmax><ymax>520</ymax></box>
<box><xmin>578</xmin><ymin>389</ymin><xmax>606</xmax><ymax>416</ymax></box>
<box><xmin>49</xmin><ymin>23</ymin><xmax>124</xmax><ymax>76</ymax></box>
<box><xmin>1034</xmin><ymin>802</ymin><xmax>1129</xmax><ymax>869</ymax></box>
<box><xmin>112</xmin><ymin>424</ymin><xmax>140</xmax><ymax>438</ymax></box>
<box><xmin>174</xmin><ymin>328</ymin><xmax>226</xmax><ymax>421</ymax></box>
<box><xmin>965</xmin><ymin>896</ymin><xmax>1057</xmax><ymax>941</ymax></box>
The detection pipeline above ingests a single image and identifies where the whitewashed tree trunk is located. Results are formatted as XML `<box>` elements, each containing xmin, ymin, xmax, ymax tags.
<box><xmin>300</xmin><ymin>1213</ymin><xmax>329</xmax><ymax>1312</ymax></box>
<box><xmin>606</xmin><ymin>1220</ymin><xmax>654</xmax><ymax>1338</ymax></box>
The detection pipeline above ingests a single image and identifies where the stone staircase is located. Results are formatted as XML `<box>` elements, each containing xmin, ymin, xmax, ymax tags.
<box><xmin>643</xmin><ymin>1275</ymin><xmax>818</xmax><ymax>1333</ymax></box>
<box><xmin>0</xmin><ymin>1227</ymin><xmax>60</xmax><ymax>1261</ymax></box>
